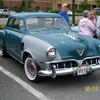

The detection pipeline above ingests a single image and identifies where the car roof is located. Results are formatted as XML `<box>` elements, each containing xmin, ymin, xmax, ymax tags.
<box><xmin>10</xmin><ymin>12</ymin><xmax>62</xmax><ymax>19</ymax></box>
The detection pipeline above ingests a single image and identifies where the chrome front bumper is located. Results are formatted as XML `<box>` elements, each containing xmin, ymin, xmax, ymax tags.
<box><xmin>38</xmin><ymin>64</ymin><xmax>100</xmax><ymax>78</ymax></box>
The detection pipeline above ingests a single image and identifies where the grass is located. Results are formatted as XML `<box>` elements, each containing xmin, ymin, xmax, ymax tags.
<box><xmin>69</xmin><ymin>16</ymin><xmax>80</xmax><ymax>26</ymax></box>
<box><xmin>0</xmin><ymin>25</ymin><xmax>5</xmax><ymax>30</ymax></box>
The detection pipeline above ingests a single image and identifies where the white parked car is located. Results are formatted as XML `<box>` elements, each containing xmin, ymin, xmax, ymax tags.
<box><xmin>0</xmin><ymin>9</ymin><xmax>9</xmax><ymax>17</ymax></box>
<box><xmin>0</xmin><ymin>9</ymin><xmax>16</xmax><ymax>17</ymax></box>
<box><xmin>93</xmin><ymin>8</ymin><xmax>100</xmax><ymax>14</ymax></box>
<box><xmin>2</xmin><ymin>9</ymin><xmax>9</xmax><ymax>17</ymax></box>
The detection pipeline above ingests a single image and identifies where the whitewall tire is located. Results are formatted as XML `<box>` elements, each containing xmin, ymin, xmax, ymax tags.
<box><xmin>24</xmin><ymin>56</ymin><xmax>40</xmax><ymax>82</ymax></box>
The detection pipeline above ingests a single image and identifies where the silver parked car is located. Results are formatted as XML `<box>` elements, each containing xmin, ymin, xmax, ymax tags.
<box><xmin>93</xmin><ymin>8</ymin><xmax>100</xmax><ymax>14</ymax></box>
<box><xmin>0</xmin><ymin>9</ymin><xmax>10</xmax><ymax>17</ymax></box>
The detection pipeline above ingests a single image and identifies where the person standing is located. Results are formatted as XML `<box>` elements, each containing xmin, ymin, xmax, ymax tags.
<box><xmin>79</xmin><ymin>10</ymin><xmax>96</xmax><ymax>37</ymax></box>
<box><xmin>89</xmin><ymin>10</ymin><xmax>97</xmax><ymax>26</ymax></box>
<box><xmin>59</xmin><ymin>3</ymin><xmax>69</xmax><ymax>24</ymax></box>
<box><xmin>89</xmin><ymin>10</ymin><xmax>97</xmax><ymax>38</ymax></box>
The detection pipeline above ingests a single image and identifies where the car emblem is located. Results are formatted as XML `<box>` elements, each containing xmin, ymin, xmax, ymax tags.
<box><xmin>77</xmin><ymin>48</ymin><xmax>84</xmax><ymax>56</ymax></box>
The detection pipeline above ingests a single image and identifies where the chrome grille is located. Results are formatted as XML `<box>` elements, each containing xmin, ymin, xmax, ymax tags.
<box><xmin>50</xmin><ymin>61</ymin><xmax>78</xmax><ymax>69</ymax></box>
<box><xmin>83</xmin><ymin>57</ymin><xmax>100</xmax><ymax>65</ymax></box>
<box><xmin>48</xmin><ymin>57</ymin><xmax>100</xmax><ymax>70</ymax></box>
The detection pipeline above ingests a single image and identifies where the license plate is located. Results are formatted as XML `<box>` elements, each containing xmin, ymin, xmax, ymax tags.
<box><xmin>77</xmin><ymin>66</ymin><xmax>90</xmax><ymax>75</ymax></box>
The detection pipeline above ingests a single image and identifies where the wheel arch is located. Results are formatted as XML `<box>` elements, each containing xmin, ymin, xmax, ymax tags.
<box><xmin>23</xmin><ymin>50</ymin><xmax>37</xmax><ymax>63</ymax></box>
<box><xmin>23</xmin><ymin>51</ymin><xmax>31</xmax><ymax>63</ymax></box>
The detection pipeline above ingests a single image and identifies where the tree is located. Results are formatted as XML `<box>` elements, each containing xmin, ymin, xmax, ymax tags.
<box><xmin>27</xmin><ymin>0</ymin><xmax>32</xmax><ymax>8</ymax></box>
<box><xmin>95</xmin><ymin>0</ymin><xmax>100</xmax><ymax>7</ymax></box>
<box><xmin>80</xmin><ymin>0</ymin><xmax>90</xmax><ymax>11</ymax></box>
<box><xmin>0</xmin><ymin>0</ymin><xmax>4</xmax><ymax>8</ymax></box>
<box><xmin>21</xmin><ymin>0</ymin><xmax>32</xmax><ymax>11</ymax></box>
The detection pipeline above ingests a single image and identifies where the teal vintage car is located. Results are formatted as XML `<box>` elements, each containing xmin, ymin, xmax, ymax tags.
<box><xmin>0</xmin><ymin>12</ymin><xmax>100</xmax><ymax>82</ymax></box>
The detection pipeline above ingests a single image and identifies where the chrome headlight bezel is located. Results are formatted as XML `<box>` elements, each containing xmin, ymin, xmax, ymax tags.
<box><xmin>99</xmin><ymin>45</ymin><xmax>100</xmax><ymax>48</ymax></box>
<box><xmin>47</xmin><ymin>47</ymin><xmax>56</xmax><ymax>59</ymax></box>
<box><xmin>98</xmin><ymin>45</ymin><xmax>100</xmax><ymax>53</ymax></box>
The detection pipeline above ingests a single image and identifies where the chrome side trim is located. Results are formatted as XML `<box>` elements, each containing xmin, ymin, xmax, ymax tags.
<box><xmin>45</xmin><ymin>56</ymin><xmax>100</xmax><ymax>65</ymax></box>
<box><xmin>6</xmin><ymin>51</ymin><xmax>24</xmax><ymax>64</ymax></box>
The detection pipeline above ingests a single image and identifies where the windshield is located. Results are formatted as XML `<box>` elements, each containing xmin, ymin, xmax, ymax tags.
<box><xmin>26</xmin><ymin>17</ymin><xmax>70</xmax><ymax>32</ymax></box>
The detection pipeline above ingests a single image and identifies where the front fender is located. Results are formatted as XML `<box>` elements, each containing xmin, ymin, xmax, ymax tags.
<box><xmin>22</xmin><ymin>35</ymin><xmax>61</xmax><ymax>65</ymax></box>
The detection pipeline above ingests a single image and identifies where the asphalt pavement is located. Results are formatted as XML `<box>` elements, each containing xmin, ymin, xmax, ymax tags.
<box><xmin>0</xmin><ymin>72</ymin><xmax>38</xmax><ymax>100</ymax></box>
<box><xmin>0</xmin><ymin>55</ymin><xmax>100</xmax><ymax>100</ymax></box>
<box><xmin>0</xmin><ymin>17</ymin><xmax>100</xmax><ymax>100</ymax></box>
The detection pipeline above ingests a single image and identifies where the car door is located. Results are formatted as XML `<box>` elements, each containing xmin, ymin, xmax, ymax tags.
<box><xmin>6</xmin><ymin>17</ymin><xmax>25</xmax><ymax>60</ymax></box>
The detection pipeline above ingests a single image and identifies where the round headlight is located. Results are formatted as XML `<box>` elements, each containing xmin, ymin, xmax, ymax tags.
<box><xmin>47</xmin><ymin>47</ymin><xmax>56</xmax><ymax>59</ymax></box>
<box><xmin>98</xmin><ymin>45</ymin><xmax>100</xmax><ymax>54</ymax></box>
<box><xmin>99</xmin><ymin>45</ymin><xmax>100</xmax><ymax>48</ymax></box>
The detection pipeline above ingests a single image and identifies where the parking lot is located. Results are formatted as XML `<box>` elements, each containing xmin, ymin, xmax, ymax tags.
<box><xmin>0</xmin><ymin>16</ymin><xmax>100</xmax><ymax>100</ymax></box>
<box><xmin>0</xmin><ymin>18</ymin><xmax>8</xmax><ymax>25</ymax></box>
<box><xmin>0</xmin><ymin>55</ymin><xmax>100</xmax><ymax>100</ymax></box>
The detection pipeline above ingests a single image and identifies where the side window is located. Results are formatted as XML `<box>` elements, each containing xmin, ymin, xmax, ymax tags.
<box><xmin>26</xmin><ymin>18</ymin><xmax>38</xmax><ymax>29</ymax></box>
<box><xmin>7</xmin><ymin>17</ymin><xmax>14</xmax><ymax>28</ymax></box>
<box><xmin>12</xmin><ymin>18</ymin><xmax>25</xmax><ymax>31</ymax></box>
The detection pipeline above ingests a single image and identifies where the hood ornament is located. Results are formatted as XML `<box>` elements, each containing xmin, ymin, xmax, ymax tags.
<box><xmin>77</xmin><ymin>48</ymin><xmax>84</xmax><ymax>56</ymax></box>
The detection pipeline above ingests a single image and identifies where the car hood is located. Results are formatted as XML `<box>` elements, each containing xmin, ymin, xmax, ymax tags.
<box><xmin>77</xmin><ymin>35</ymin><xmax>100</xmax><ymax>56</ymax></box>
<box><xmin>30</xmin><ymin>31</ymin><xmax>91</xmax><ymax>60</ymax></box>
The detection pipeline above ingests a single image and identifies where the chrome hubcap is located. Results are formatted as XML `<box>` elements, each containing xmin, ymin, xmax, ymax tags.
<box><xmin>25</xmin><ymin>57</ymin><xmax>37</xmax><ymax>80</ymax></box>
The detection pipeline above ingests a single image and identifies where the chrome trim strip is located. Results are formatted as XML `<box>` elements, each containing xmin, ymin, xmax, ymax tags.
<box><xmin>45</xmin><ymin>59</ymin><xmax>78</xmax><ymax>64</ymax></box>
<box><xmin>7</xmin><ymin>51</ymin><xmax>24</xmax><ymax>64</ymax></box>
<box><xmin>45</xmin><ymin>56</ymin><xmax>100</xmax><ymax>65</ymax></box>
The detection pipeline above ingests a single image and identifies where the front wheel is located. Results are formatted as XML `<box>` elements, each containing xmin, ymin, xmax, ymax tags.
<box><xmin>24</xmin><ymin>56</ymin><xmax>40</xmax><ymax>82</ymax></box>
